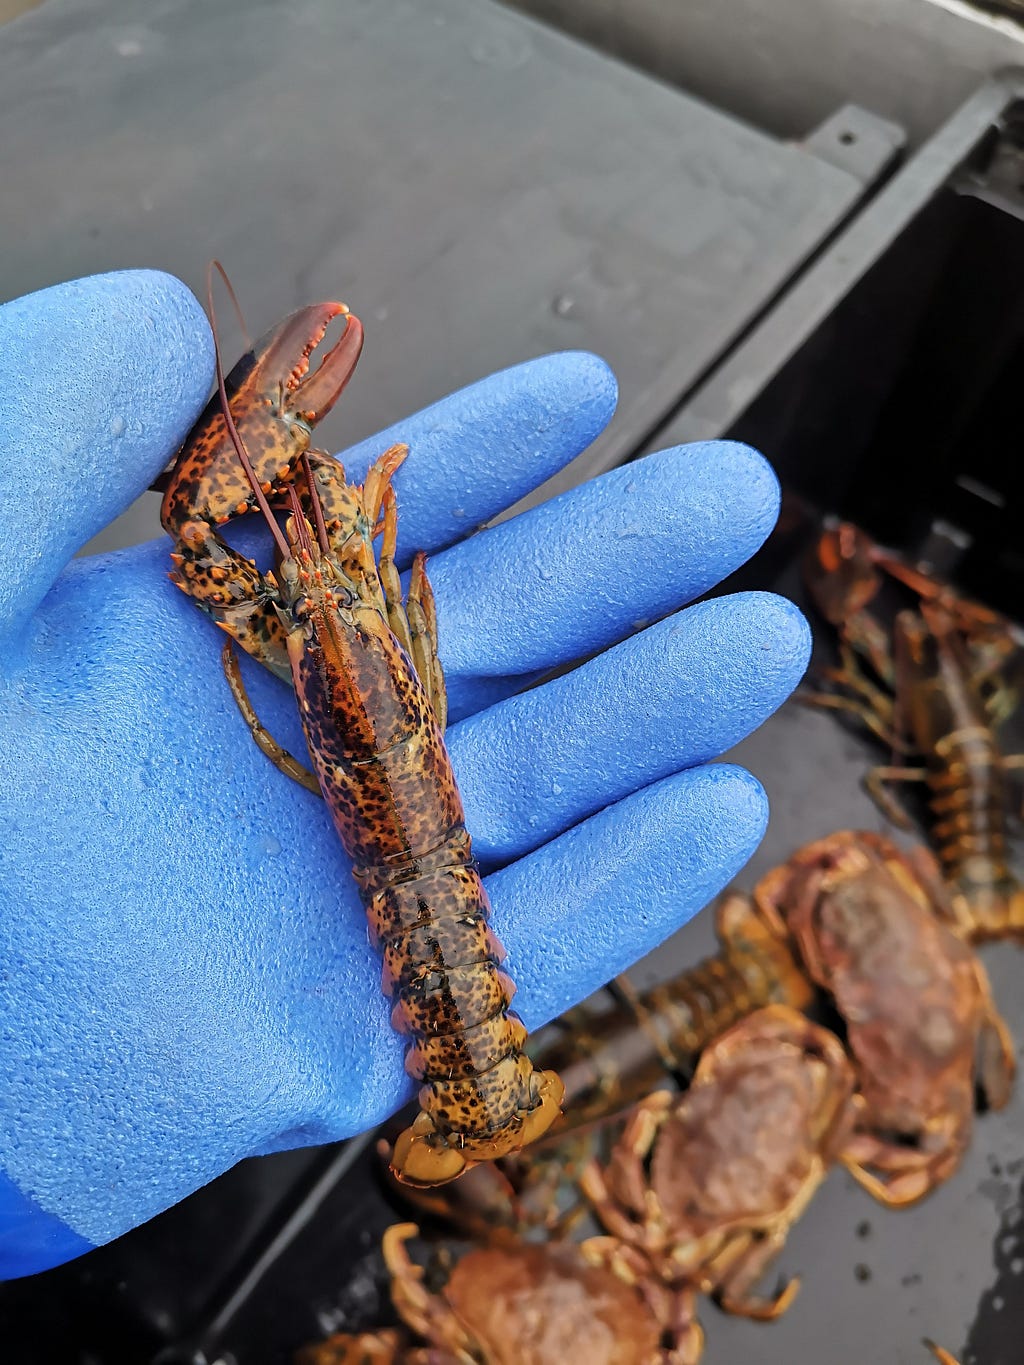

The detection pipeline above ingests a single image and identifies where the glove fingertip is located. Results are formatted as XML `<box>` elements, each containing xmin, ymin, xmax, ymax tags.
<box><xmin>720</xmin><ymin>590</ymin><xmax>813</xmax><ymax>688</ymax></box>
<box><xmin>660</xmin><ymin>439</ymin><xmax>782</xmax><ymax>556</ymax></box>
<box><xmin>697</xmin><ymin>761</ymin><xmax>770</xmax><ymax>849</ymax></box>
<box><xmin>0</xmin><ymin>270</ymin><xmax>214</xmax><ymax>635</ymax></box>
<box><xmin>511</xmin><ymin>348</ymin><xmax>619</xmax><ymax>449</ymax></box>
<box><xmin>494</xmin><ymin>763</ymin><xmax>770</xmax><ymax>1029</ymax></box>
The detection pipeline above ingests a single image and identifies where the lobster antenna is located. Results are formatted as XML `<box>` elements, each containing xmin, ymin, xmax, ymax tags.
<box><xmin>209</xmin><ymin>259</ymin><xmax>253</xmax><ymax>353</ymax></box>
<box><xmin>300</xmin><ymin>451</ymin><xmax>331</xmax><ymax>556</ymax></box>
<box><xmin>206</xmin><ymin>262</ymin><xmax>292</xmax><ymax>564</ymax></box>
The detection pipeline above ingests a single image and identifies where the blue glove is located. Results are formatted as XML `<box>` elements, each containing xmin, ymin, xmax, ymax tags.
<box><xmin>0</xmin><ymin>271</ymin><xmax>809</xmax><ymax>1278</ymax></box>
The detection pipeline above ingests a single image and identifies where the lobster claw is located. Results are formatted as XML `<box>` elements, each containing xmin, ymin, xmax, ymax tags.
<box><xmin>803</xmin><ymin>521</ymin><xmax>882</xmax><ymax>626</ymax></box>
<box><xmin>245</xmin><ymin>302</ymin><xmax>365</xmax><ymax>426</ymax></box>
<box><xmin>161</xmin><ymin>300</ymin><xmax>365</xmax><ymax>536</ymax></box>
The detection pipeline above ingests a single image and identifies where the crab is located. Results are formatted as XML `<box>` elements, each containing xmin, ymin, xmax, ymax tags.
<box><xmin>375</xmin><ymin>1223</ymin><xmax>662</xmax><ymax>1364</ymax></box>
<box><xmin>753</xmin><ymin>830</ymin><xmax>1016</xmax><ymax>1205</ymax></box>
<box><xmin>579</xmin><ymin>1005</ymin><xmax>858</xmax><ymax>1364</ymax></box>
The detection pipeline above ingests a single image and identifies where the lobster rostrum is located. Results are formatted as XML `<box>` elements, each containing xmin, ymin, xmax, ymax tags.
<box><xmin>161</xmin><ymin>273</ymin><xmax>563</xmax><ymax>1185</ymax></box>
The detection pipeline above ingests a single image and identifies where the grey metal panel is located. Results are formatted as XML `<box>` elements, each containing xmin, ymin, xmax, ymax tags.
<box><xmin>502</xmin><ymin>0</ymin><xmax>1024</xmax><ymax>150</ymax></box>
<box><xmin>0</xmin><ymin>0</ymin><xmax>894</xmax><ymax>553</ymax></box>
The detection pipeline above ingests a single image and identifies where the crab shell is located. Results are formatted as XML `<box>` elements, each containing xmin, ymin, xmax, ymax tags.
<box><xmin>591</xmin><ymin>1006</ymin><xmax>855</xmax><ymax>1282</ymax></box>
<box><xmin>383</xmin><ymin>1225</ymin><xmax>661</xmax><ymax>1365</ymax></box>
<box><xmin>754</xmin><ymin>832</ymin><xmax>1008</xmax><ymax>1144</ymax></box>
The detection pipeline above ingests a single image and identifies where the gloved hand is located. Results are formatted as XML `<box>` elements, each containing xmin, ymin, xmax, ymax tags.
<box><xmin>0</xmin><ymin>271</ymin><xmax>809</xmax><ymax>1278</ymax></box>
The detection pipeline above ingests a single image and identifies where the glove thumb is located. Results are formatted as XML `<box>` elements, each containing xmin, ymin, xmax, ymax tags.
<box><xmin>0</xmin><ymin>270</ymin><xmax>213</xmax><ymax>640</ymax></box>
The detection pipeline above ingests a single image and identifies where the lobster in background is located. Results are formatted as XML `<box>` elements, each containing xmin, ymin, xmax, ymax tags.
<box><xmin>160</xmin><ymin>268</ymin><xmax>562</xmax><ymax>1186</ymax></box>
<box><xmin>803</xmin><ymin>522</ymin><xmax>1024</xmax><ymax>940</ymax></box>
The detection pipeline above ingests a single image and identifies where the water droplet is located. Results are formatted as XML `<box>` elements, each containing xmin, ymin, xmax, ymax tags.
<box><xmin>552</xmin><ymin>294</ymin><xmax>575</xmax><ymax>318</ymax></box>
<box><xmin>261</xmin><ymin>834</ymin><xmax>282</xmax><ymax>857</ymax></box>
<box><xmin>551</xmin><ymin>783</ymin><xmax>563</xmax><ymax>796</ymax></box>
<box><xmin>110</xmin><ymin>415</ymin><xmax>125</xmax><ymax>438</ymax></box>
<box><xmin>451</xmin><ymin>507</ymin><xmax>466</xmax><ymax>519</ymax></box>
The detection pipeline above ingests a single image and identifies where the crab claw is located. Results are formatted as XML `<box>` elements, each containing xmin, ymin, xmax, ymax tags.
<box><xmin>244</xmin><ymin>302</ymin><xmax>365</xmax><ymax>426</ymax></box>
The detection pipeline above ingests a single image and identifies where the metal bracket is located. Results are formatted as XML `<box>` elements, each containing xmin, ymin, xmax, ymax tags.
<box><xmin>800</xmin><ymin>103</ymin><xmax>906</xmax><ymax>186</ymax></box>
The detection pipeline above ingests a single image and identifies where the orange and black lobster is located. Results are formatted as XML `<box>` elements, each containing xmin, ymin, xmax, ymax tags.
<box><xmin>803</xmin><ymin>522</ymin><xmax>1024</xmax><ymax>940</ymax></box>
<box><xmin>160</xmin><ymin>269</ymin><xmax>562</xmax><ymax>1186</ymax></box>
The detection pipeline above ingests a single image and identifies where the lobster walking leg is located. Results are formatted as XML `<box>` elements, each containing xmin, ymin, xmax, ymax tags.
<box><xmin>863</xmin><ymin>764</ymin><xmax>928</xmax><ymax>828</ymax></box>
<box><xmin>221</xmin><ymin>640</ymin><xmax>321</xmax><ymax>795</ymax></box>
<box><xmin>407</xmin><ymin>555</ymin><xmax>446</xmax><ymax>729</ymax></box>
<box><xmin>711</xmin><ymin>1227</ymin><xmax>802</xmax><ymax>1321</ymax></box>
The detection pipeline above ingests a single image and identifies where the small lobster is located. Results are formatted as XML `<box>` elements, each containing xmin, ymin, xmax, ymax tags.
<box><xmin>803</xmin><ymin>522</ymin><xmax>1024</xmax><ymax>940</ymax></box>
<box><xmin>753</xmin><ymin>831</ymin><xmax>1015</xmax><ymax>1205</ymax></box>
<box><xmin>161</xmin><ymin>272</ymin><xmax>562</xmax><ymax>1185</ymax></box>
